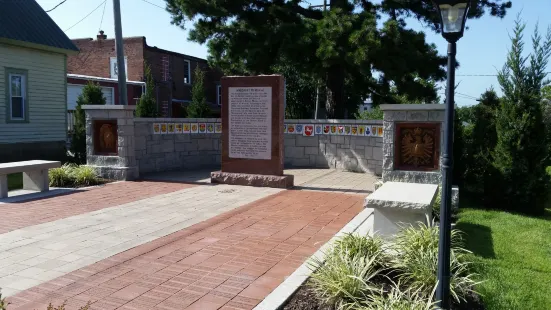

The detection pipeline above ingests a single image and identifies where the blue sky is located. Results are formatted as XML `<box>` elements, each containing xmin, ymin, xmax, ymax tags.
<box><xmin>38</xmin><ymin>0</ymin><xmax>551</xmax><ymax>106</ymax></box>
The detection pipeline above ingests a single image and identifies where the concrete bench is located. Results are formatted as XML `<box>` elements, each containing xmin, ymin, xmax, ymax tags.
<box><xmin>363</xmin><ymin>182</ymin><xmax>438</xmax><ymax>237</ymax></box>
<box><xmin>0</xmin><ymin>160</ymin><xmax>61</xmax><ymax>198</ymax></box>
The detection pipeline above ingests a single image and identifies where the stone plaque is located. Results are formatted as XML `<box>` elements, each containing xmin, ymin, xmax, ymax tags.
<box><xmin>220</xmin><ymin>75</ymin><xmax>286</xmax><ymax>176</ymax></box>
<box><xmin>93</xmin><ymin>120</ymin><xmax>118</xmax><ymax>155</ymax></box>
<box><xmin>394</xmin><ymin>123</ymin><xmax>440</xmax><ymax>171</ymax></box>
<box><xmin>228</xmin><ymin>87</ymin><xmax>272</xmax><ymax>160</ymax></box>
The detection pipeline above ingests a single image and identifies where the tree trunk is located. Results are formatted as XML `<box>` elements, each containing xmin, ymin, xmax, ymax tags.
<box><xmin>325</xmin><ymin>65</ymin><xmax>345</xmax><ymax>118</ymax></box>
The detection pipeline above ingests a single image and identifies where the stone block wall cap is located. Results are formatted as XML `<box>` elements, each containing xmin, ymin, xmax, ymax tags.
<box><xmin>379</xmin><ymin>104</ymin><xmax>445</xmax><ymax>111</ymax></box>
<box><xmin>364</xmin><ymin>182</ymin><xmax>438</xmax><ymax>212</ymax></box>
<box><xmin>82</xmin><ymin>105</ymin><xmax>137</xmax><ymax>110</ymax></box>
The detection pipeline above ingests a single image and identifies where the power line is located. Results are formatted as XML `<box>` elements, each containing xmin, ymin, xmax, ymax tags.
<box><xmin>64</xmin><ymin>0</ymin><xmax>106</xmax><ymax>32</ymax></box>
<box><xmin>457</xmin><ymin>72</ymin><xmax>551</xmax><ymax>77</ymax></box>
<box><xmin>99</xmin><ymin>0</ymin><xmax>107</xmax><ymax>32</ymax></box>
<box><xmin>45</xmin><ymin>0</ymin><xmax>69</xmax><ymax>12</ymax></box>
<box><xmin>139</xmin><ymin>0</ymin><xmax>165</xmax><ymax>10</ymax></box>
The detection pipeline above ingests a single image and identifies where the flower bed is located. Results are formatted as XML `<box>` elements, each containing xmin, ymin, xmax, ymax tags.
<box><xmin>281</xmin><ymin>223</ymin><xmax>483</xmax><ymax>310</ymax></box>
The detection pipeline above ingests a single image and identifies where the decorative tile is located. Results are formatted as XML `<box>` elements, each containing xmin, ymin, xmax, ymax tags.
<box><xmin>153</xmin><ymin>123</ymin><xmax>161</xmax><ymax>135</ymax></box>
<box><xmin>199</xmin><ymin>123</ymin><xmax>207</xmax><ymax>133</ymax></box>
<box><xmin>287</xmin><ymin>124</ymin><xmax>296</xmax><ymax>134</ymax></box>
<box><xmin>315</xmin><ymin>124</ymin><xmax>323</xmax><ymax>135</ymax></box>
<box><xmin>303</xmin><ymin>125</ymin><xmax>315</xmax><ymax>137</ymax></box>
<box><xmin>168</xmin><ymin>123</ymin><xmax>175</xmax><ymax>134</ymax></box>
<box><xmin>377</xmin><ymin>126</ymin><xmax>383</xmax><ymax>137</ymax></box>
<box><xmin>207</xmin><ymin>123</ymin><xmax>215</xmax><ymax>134</ymax></box>
<box><xmin>323</xmin><ymin>125</ymin><xmax>331</xmax><ymax>135</ymax></box>
<box><xmin>175</xmin><ymin>123</ymin><xmax>183</xmax><ymax>134</ymax></box>
<box><xmin>183</xmin><ymin>123</ymin><xmax>191</xmax><ymax>133</ymax></box>
<box><xmin>364</xmin><ymin>126</ymin><xmax>371</xmax><ymax>136</ymax></box>
<box><xmin>337</xmin><ymin>125</ymin><xmax>344</xmax><ymax>135</ymax></box>
<box><xmin>331</xmin><ymin>125</ymin><xmax>338</xmax><ymax>135</ymax></box>
<box><xmin>295</xmin><ymin>124</ymin><xmax>304</xmax><ymax>135</ymax></box>
<box><xmin>191</xmin><ymin>123</ymin><xmax>199</xmax><ymax>133</ymax></box>
<box><xmin>371</xmin><ymin>126</ymin><xmax>377</xmax><ymax>137</ymax></box>
<box><xmin>215</xmin><ymin>123</ymin><xmax>222</xmax><ymax>133</ymax></box>
<box><xmin>283</xmin><ymin>124</ymin><xmax>288</xmax><ymax>133</ymax></box>
<box><xmin>351</xmin><ymin>125</ymin><xmax>358</xmax><ymax>136</ymax></box>
<box><xmin>160</xmin><ymin>123</ymin><xmax>168</xmax><ymax>134</ymax></box>
<box><xmin>344</xmin><ymin>125</ymin><xmax>351</xmax><ymax>135</ymax></box>
<box><xmin>358</xmin><ymin>126</ymin><xmax>365</xmax><ymax>136</ymax></box>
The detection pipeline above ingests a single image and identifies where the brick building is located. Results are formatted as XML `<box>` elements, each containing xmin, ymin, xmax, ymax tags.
<box><xmin>68</xmin><ymin>31</ymin><xmax>222</xmax><ymax>117</ymax></box>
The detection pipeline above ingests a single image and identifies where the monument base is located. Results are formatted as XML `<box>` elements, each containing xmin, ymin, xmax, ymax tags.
<box><xmin>211</xmin><ymin>171</ymin><xmax>294</xmax><ymax>189</ymax></box>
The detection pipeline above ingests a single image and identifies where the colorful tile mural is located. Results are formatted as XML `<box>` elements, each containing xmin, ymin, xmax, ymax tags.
<box><xmin>191</xmin><ymin>123</ymin><xmax>199</xmax><ymax>133</ymax></box>
<box><xmin>183</xmin><ymin>123</ymin><xmax>191</xmax><ymax>133</ymax></box>
<box><xmin>153</xmin><ymin>123</ymin><xmax>161</xmax><ymax>134</ymax></box>
<box><xmin>303</xmin><ymin>125</ymin><xmax>315</xmax><ymax>136</ymax></box>
<box><xmin>175</xmin><ymin>123</ymin><xmax>183</xmax><ymax>133</ymax></box>
<box><xmin>215</xmin><ymin>123</ymin><xmax>222</xmax><ymax>133</ymax></box>
<box><xmin>160</xmin><ymin>123</ymin><xmax>168</xmax><ymax>134</ymax></box>
<box><xmin>207</xmin><ymin>123</ymin><xmax>215</xmax><ymax>134</ymax></box>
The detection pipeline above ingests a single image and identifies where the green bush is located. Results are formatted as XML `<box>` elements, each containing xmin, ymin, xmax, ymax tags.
<box><xmin>70</xmin><ymin>82</ymin><xmax>106</xmax><ymax>164</ymax></box>
<box><xmin>355</xmin><ymin>106</ymin><xmax>383</xmax><ymax>120</ymax></box>
<box><xmin>356</xmin><ymin>282</ymin><xmax>436</xmax><ymax>310</ymax></box>
<box><xmin>391</xmin><ymin>223</ymin><xmax>478</xmax><ymax>303</ymax></box>
<box><xmin>136</xmin><ymin>61</ymin><xmax>158</xmax><ymax>117</ymax></box>
<box><xmin>48</xmin><ymin>165</ymin><xmax>73</xmax><ymax>187</ymax></box>
<box><xmin>0</xmin><ymin>291</ymin><xmax>8</xmax><ymax>310</ymax></box>
<box><xmin>48</xmin><ymin>164</ymin><xmax>100</xmax><ymax>187</ymax></box>
<box><xmin>187</xmin><ymin>66</ymin><xmax>211</xmax><ymax>118</ymax></box>
<box><xmin>331</xmin><ymin>233</ymin><xmax>388</xmax><ymax>267</ymax></box>
<box><xmin>309</xmin><ymin>251</ymin><xmax>381</xmax><ymax>309</ymax></box>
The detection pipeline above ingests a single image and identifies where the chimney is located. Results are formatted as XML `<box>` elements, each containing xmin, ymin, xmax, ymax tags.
<box><xmin>97</xmin><ymin>30</ymin><xmax>107</xmax><ymax>40</ymax></box>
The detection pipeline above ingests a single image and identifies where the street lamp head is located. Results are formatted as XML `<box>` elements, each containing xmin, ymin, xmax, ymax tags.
<box><xmin>432</xmin><ymin>0</ymin><xmax>471</xmax><ymax>42</ymax></box>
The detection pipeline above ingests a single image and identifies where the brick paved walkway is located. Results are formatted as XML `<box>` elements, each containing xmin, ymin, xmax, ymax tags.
<box><xmin>0</xmin><ymin>182</ymin><xmax>194</xmax><ymax>234</ymax></box>
<box><xmin>6</xmin><ymin>189</ymin><xmax>364</xmax><ymax>310</ymax></box>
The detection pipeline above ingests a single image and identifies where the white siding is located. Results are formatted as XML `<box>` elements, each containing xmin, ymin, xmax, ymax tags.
<box><xmin>67</xmin><ymin>84</ymin><xmax>114</xmax><ymax>110</ymax></box>
<box><xmin>0</xmin><ymin>43</ymin><xmax>67</xmax><ymax>143</ymax></box>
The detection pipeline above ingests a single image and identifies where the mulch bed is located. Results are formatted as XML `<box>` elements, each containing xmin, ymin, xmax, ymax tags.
<box><xmin>282</xmin><ymin>281</ymin><xmax>484</xmax><ymax>310</ymax></box>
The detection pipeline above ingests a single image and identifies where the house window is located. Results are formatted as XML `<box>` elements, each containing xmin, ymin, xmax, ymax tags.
<box><xmin>6</xmin><ymin>69</ymin><xmax>28</xmax><ymax>122</ymax></box>
<box><xmin>217</xmin><ymin>85</ymin><xmax>222</xmax><ymax>106</ymax></box>
<box><xmin>184</xmin><ymin>60</ymin><xmax>191</xmax><ymax>84</ymax></box>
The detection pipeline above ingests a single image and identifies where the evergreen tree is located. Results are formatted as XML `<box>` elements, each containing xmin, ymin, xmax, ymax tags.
<box><xmin>165</xmin><ymin>0</ymin><xmax>511</xmax><ymax>117</ymax></box>
<box><xmin>70</xmin><ymin>82</ymin><xmax>106</xmax><ymax>163</ymax></box>
<box><xmin>187</xmin><ymin>66</ymin><xmax>211</xmax><ymax>118</ymax></box>
<box><xmin>493</xmin><ymin>18</ymin><xmax>551</xmax><ymax>215</ymax></box>
<box><xmin>136</xmin><ymin>62</ymin><xmax>158</xmax><ymax>117</ymax></box>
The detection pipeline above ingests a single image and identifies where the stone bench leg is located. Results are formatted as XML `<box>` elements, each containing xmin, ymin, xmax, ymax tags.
<box><xmin>23</xmin><ymin>169</ymin><xmax>49</xmax><ymax>192</ymax></box>
<box><xmin>368</xmin><ymin>208</ymin><xmax>430</xmax><ymax>237</ymax></box>
<box><xmin>0</xmin><ymin>174</ymin><xmax>7</xmax><ymax>198</ymax></box>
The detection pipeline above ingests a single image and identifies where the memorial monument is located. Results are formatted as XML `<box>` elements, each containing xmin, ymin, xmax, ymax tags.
<box><xmin>210</xmin><ymin>75</ymin><xmax>294</xmax><ymax>188</ymax></box>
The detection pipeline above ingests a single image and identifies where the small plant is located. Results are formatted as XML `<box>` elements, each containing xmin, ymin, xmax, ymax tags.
<box><xmin>309</xmin><ymin>252</ymin><xmax>381</xmax><ymax>309</ymax></box>
<box><xmin>332</xmin><ymin>233</ymin><xmax>388</xmax><ymax>268</ymax></box>
<box><xmin>48</xmin><ymin>164</ymin><xmax>74</xmax><ymax>187</ymax></box>
<box><xmin>0</xmin><ymin>290</ymin><xmax>9</xmax><ymax>310</ymax></box>
<box><xmin>48</xmin><ymin>164</ymin><xmax>100</xmax><ymax>187</ymax></box>
<box><xmin>71</xmin><ymin>165</ymin><xmax>100</xmax><ymax>186</ymax></box>
<box><xmin>47</xmin><ymin>302</ymin><xmax>90</xmax><ymax>310</ymax></box>
<box><xmin>391</xmin><ymin>222</ymin><xmax>478</xmax><ymax>303</ymax></box>
<box><xmin>187</xmin><ymin>66</ymin><xmax>211</xmax><ymax>118</ymax></box>
<box><xmin>353</xmin><ymin>282</ymin><xmax>437</xmax><ymax>310</ymax></box>
<box><xmin>136</xmin><ymin>61</ymin><xmax>158</xmax><ymax>117</ymax></box>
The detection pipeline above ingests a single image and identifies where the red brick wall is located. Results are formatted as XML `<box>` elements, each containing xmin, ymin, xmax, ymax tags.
<box><xmin>68</xmin><ymin>37</ymin><xmax>145</xmax><ymax>81</ymax></box>
<box><xmin>67</xmin><ymin>77</ymin><xmax>143</xmax><ymax>105</ymax></box>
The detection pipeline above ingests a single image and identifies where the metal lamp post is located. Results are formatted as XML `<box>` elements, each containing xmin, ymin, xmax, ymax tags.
<box><xmin>431</xmin><ymin>0</ymin><xmax>471</xmax><ymax>309</ymax></box>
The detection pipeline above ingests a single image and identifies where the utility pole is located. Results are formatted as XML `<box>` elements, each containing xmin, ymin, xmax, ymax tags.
<box><xmin>113</xmin><ymin>0</ymin><xmax>128</xmax><ymax>105</ymax></box>
<box><xmin>311</xmin><ymin>0</ymin><xmax>328</xmax><ymax>119</ymax></box>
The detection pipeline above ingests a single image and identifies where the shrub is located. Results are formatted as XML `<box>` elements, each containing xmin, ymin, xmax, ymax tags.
<box><xmin>136</xmin><ymin>61</ymin><xmax>158</xmax><ymax>117</ymax></box>
<box><xmin>355</xmin><ymin>106</ymin><xmax>383</xmax><ymax>120</ymax></box>
<box><xmin>187</xmin><ymin>66</ymin><xmax>211</xmax><ymax>118</ymax></box>
<box><xmin>0</xmin><ymin>291</ymin><xmax>8</xmax><ymax>310</ymax></box>
<box><xmin>391</xmin><ymin>223</ymin><xmax>478</xmax><ymax>303</ymax></box>
<box><xmin>46</xmin><ymin>302</ymin><xmax>90</xmax><ymax>310</ymax></box>
<box><xmin>48</xmin><ymin>164</ymin><xmax>73</xmax><ymax>187</ymax></box>
<box><xmin>48</xmin><ymin>164</ymin><xmax>100</xmax><ymax>187</ymax></box>
<box><xmin>309</xmin><ymin>251</ymin><xmax>381</xmax><ymax>309</ymax></box>
<box><xmin>70</xmin><ymin>82</ymin><xmax>106</xmax><ymax>164</ymax></box>
<box><xmin>332</xmin><ymin>233</ymin><xmax>388</xmax><ymax>268</ymax></box>
<box><xmin>353</xmin><ymin>282</ymin><xmax>436</xmax><ymax>310</ymax></box>
<box><xmin>491</xmin><ymin>17</ymin><xmax>551</xmax><ymax>215</ymax></box>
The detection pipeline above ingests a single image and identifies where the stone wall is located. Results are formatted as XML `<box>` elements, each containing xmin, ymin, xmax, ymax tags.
<box><xmin>134</xmin><ymin>118</ymin><xmax>222</xmax><ymax>174</ymax></box>
<box><xmin>284</xmin><ymin>120</ymin><xmax>383</xmax><ymax>174</ymax></box>
<box><xmin>134</xmin><ymin>118</ymin><xmax>384</xmax><ymax>175</ymax></box>
<box><xmin>380</xmin><ymin>104</ymin><xmax>445</xmax><ymax>184</ymax></box>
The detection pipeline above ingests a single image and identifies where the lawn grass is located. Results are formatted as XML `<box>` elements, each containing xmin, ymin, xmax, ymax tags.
<box><xmin>7</xmin><ymin>173</ymin><xmax>22</xmax><ymax>191</ymax></box>
<box><xmin>456</xmin><ymin>207</ymin><xmax>551</xmax><ymax>310</ymax></box>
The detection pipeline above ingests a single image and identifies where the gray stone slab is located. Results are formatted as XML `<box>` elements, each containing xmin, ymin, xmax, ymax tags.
<box><xmin>364</xmin><ymin>182</ymin><xmax>438</xmax><ymax>213</ymax></box>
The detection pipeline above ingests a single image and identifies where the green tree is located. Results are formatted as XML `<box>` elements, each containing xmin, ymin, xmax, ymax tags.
<box><xmin>70</xmin><ymin>82</ymin><xmax>106</xmax><ymax>163</ymax></box>
<box><xmin>187</xmin><ymin>66</ymin><xmax>211</xmax><ymax>118</ymax></box>
<box><xmin>492</xmin><ymin>18</ymin><xmax>551</xmax><ymax>215</ymax></box>
<box><xmin>136</xmin><ymin>62</ymin><xmax>157</xmax><ymax>117</ymax></box>
<box><xmin>165</xmin><ymin>0</ymin><xmax>511</xmax><ymax>118</ymax></box>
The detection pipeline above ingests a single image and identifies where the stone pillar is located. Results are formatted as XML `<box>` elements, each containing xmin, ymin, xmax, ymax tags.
<box><xmin>380</xmin><ymin>104</ymin><xmax>445</xmax><ymax>184</ymax></box>
<box><xmin>82</xmin><ymin>105</ymin><xmax>138</xmax><ymax>181</ymax></box>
